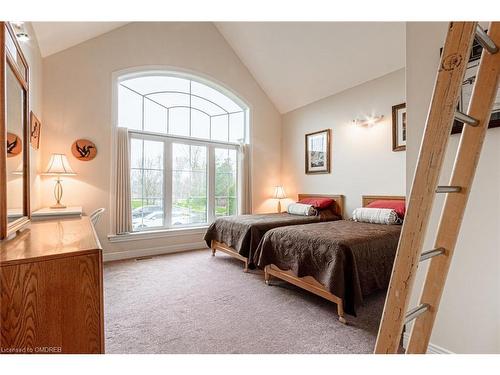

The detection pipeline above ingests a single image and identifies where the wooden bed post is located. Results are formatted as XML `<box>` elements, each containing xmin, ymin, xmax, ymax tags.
<box><xmin>337</xmin><ymin>301</ymin><xmax>347</xmax><ymax>325</ymax></box>
<box><xmin>264</xmin><ymin>266</ymin><xmax>271</xmax><ymax>285</ymax></box>
<box><xmin>210</xmin><ymin>240</ymin><xmax>216</xmax><ymax>256</ymax></box>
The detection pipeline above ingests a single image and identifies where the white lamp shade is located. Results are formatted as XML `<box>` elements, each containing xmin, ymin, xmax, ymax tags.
<box><xmin>44</xmin><ymin>154</ymin><xmax>76</xmax><ymax>175</ymax></box>
<box><xmin>273</xmin><ymin>186</ymin><xmax>286</xmax><ymax>199</ymax></box>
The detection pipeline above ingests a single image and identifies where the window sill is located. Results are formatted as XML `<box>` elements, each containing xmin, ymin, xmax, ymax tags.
<box><xmin>107</xmin><ymin>226</ymin><xmax>208</xmax><ymax>243</ymax></box>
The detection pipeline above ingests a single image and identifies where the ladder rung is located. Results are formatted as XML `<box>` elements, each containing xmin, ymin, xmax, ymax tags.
<box><xmin>454</xmin><ymin>111</ymin><xmax>479</xmax><ymax>126</ymax></box>
<box><xmin>405</xmin><ymin>303</ymin><xmax>430</xmax><ymax>325</ymax></box>
<box><xmin>436</xmin><ymin>186</ymin><xmax>462</xmax><ymax>193</ymax></box>
<box><xmin>475</xmin><ymin>25</ymin><xmax>499</xmax><ymax>54</ymax></box>
<box><xmin>420</xmin><ymin>247</ymin><xmax>445</xmax><ymax>262</ymax></box>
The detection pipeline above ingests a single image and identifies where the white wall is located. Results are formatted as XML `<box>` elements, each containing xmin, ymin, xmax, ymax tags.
<box><xmin>406</xmin><ymin>22</ymin><xmax>500</xmax><ymax>353</ymax></box>
<box><xmin>281</xmin><ymin>69</ymin><xmax>406</xmax><ymax>216</ymax></box>
<box><xmin>41</xmin><ymin>22</ymin><xmax>282</xmax><ymax>258</ymax></box>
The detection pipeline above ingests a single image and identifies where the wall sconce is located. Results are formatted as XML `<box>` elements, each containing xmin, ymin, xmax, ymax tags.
<box><xmin>352</xmin><ymin>115</ymin><xmax>384</xmax><ymax>127</ymax></box>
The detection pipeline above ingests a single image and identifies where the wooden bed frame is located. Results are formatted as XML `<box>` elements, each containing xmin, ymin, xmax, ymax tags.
<box><xmin>210</xmin><ymin>194</ymin><xmax>345</xmax><ymax>272</ymax></box>
<box><xmin>264</xmin><ymin>194</ymin><xmax>406</xmax><ymax>324</ymax></box>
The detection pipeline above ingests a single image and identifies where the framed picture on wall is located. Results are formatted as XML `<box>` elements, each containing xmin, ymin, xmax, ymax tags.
<box><xmin>30</xmin><ymin>111</ymin><xmax>41</xmax><ymax>150</ymax></box>
<box><xmin>392</xmin><ymin>102</ymin><xmax>406</xmax><ymax>152</ymax></box>
<box><xmin>305</xmin><ymin>129</ymin><xmax>331</xmax><ymax>174</ymax></box>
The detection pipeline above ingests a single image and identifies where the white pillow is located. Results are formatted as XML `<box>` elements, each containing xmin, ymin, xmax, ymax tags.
<box><xmin>287</xmin><ymin>203</ymin><xmax>317</xmax><ymax>216</ymax></box>
<box><xmin>352</xmin><ymin>207</ymin><xmax>402</xmax><ymax>225</ymax></box>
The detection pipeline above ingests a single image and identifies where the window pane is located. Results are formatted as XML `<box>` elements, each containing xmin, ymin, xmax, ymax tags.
<box><xmin>172</xmin><ymin>143</ymin><xmax>207</xmax><ymax>226</ymax></box>
<box><xmin>131</xmin><ymin>169</ymin><xmax>143</xmax><ymax>199</ymax></box>
<box><xmin>130</xmin><ymin>138</ymin><xmax>165</xmax><ymax>231</ymax></box>
<box><xmin>118</xmin><ymin>85</ymin><xmax>142</xmax><ymax>130</ymax></box>
<box><xmin>122</xmin><ymin>76</ymin><xmax>190</xmax><ymax>95</ymax></box>
<box><xmin>132</xmin><ymin>199</ymin><xmax>164</xmax><ymax>231</ymax></box>
<box><xmin>149</xmin><ymin>92</ymin><xmax>190</xmax><ymax>108</ymax></box>
<box><xmin>169</xmin><ymin>107</ymin><xmax>190</xmax><ymax>136</ymax></box>
<box><xmin>130</xmin><ymin>138</ymin><xmax>143</xmax><ymax>169</ymax></box>
<box><xmin>211</xmin><ymin>115</ymin><xmax>229</xmax><ymax>142</ymax></box>
<box><xmin>143</xmin><ymin>140</ymin><xmax>163</xmax><ymax>170</ymax></box>
<box><xmin>143</xmin><ymin>170</ymin><xmax>163</xmax><ymax>198</ymax></box>
<box><xmin>144</xmin><ymin>99</ymin><xmax>167</xmax><ymax>133</ymax></box>
<box><xmin>131</xmin><ymin>198</ymin><xmax>143</xmax><ymax>228</ymax></box>
<box><xmin>172</xmin><ymin>143</ymin><xmax>189</xmax><ymax>170</ymax></box>
<box><xmin>215</xmin><ymin>148</ymin><xmax>238</xmax><ymax>217</ymax></box>
<box><xmin>191</xmin><ymin>145</ymin><xmax>207</xmax><ymax>171</ymax></box>
<box><xmin>191</xmin><ymin>109</ymin><xmax>210</xmax><ymax>139</ymax></box>
<box><xmin>191</xmin><ymin>95</ymin><xmax>226</xmax><ymax>116</ymax></box>
<box><xmin>229</xmin><ymin>112</ymin><xmax>245</xmax><ymax>143</ymax></box>
<box><xmin>191</xmin><ymin>81</ymin><xmax>242</xmax><ymax>113</ymax></box>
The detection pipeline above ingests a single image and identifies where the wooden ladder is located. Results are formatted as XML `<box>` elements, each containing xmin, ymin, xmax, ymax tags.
<box><xmin>374</xmin><ymin>22</ymin><xmax>500</xmax><ymax>354</ymax></box>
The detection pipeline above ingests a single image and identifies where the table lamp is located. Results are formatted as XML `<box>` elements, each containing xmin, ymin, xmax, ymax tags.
<box><xmin>43</xmin><ymin>153</ymin><xmax>76</xmax><ymax>209</ymax></box>
<box><xmin>273</xmin><ymin>185</ymin><xmax>286</xmax><ymax>213</ymax></box>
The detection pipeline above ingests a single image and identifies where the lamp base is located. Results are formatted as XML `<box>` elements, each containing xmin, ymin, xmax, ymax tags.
<box><xmin>52</xmin><ymin>178</ymin><xmax>66</xmax><ymax>209</ymax></box>
<box><xmin>50</xmin><ymin>203</ymin><xmax>67</xmax><ymax>209</ymax></box>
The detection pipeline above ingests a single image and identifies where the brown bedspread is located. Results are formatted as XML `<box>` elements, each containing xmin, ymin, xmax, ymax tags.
<box><xmin>254</xmin><ymin>220</ymin><xmax>401</xmax><ymax>315</ymax></box>
<box><xmin>204</xmin><ymin>211</ymin><xmax>340</xmax><ymax>265</ymax></box>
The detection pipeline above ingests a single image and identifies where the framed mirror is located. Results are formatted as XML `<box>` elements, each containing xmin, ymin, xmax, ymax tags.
<box><xmin>1</xmin><ymin>22</ymin><xmax>30</xmax><ymax>239</ymax></box>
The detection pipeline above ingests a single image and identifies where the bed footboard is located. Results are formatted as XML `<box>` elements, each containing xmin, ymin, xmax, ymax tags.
<box><xmin>211</xmin><ymin>240</ymin><xmax>249</xmax><ymax>272</ymax></box>
<box><xmin>264</xmin><ymin>264</ymin><xmax>346</xmax><ymax>324</ymax></box>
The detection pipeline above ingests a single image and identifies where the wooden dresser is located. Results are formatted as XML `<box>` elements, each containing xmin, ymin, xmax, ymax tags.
<box><xmin>0</xmin><ymin>217</ymin><xmax>104</xmax><ymax>354</ymax></box>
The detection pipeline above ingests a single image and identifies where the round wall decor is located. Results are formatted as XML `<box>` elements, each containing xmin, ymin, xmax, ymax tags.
<box><xmin>7</xmin><ymin>132</ymin><xmax>22</xmax><ymax>158</ymax></box>
<box><xmin>71</xmin><ymin>139</ymin><xmax>97</xmax><ymax>161</ymax></box>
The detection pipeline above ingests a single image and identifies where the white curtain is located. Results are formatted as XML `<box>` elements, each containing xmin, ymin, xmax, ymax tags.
<box><xmin>114</xmin><ymin>127</ymin><xmax>132</xmax><ymax>234</ymax></box>
<box><xmin>238</xmin><ymin>143</ymin><xmax>252</xmax><ymax>214</ymax></box>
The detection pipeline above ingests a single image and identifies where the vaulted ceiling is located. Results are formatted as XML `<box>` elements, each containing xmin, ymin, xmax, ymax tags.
<box><xmin>31</xmin><ymin>22</ymin><xmax>128</xmax><ymax>57</ymax></box>
<box><xmin>30</xmin><ymin>22</ymin><xmax>405</xmax><ymax>114</ymax></box>
<box><xmin>215</xmin><ymin>22</ymin><xmax>405</xmax><ymax>113</ymax></box>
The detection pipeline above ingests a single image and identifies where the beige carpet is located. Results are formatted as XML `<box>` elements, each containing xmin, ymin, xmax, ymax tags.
<box><xmin>104</xmin><ymin>249</ymin><xmax>389</xmax><ymax>354</ymax></box>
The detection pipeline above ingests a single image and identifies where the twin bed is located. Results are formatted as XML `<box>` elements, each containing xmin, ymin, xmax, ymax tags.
<box><xmin>204</xmin><ymin>194</ymin><xmax>404</xmax><ymax>324</ymax></box>
<box><xmin>205</xmin><ymin>194</ymin><xmax>344</xmax><ymax>272</ymax></box>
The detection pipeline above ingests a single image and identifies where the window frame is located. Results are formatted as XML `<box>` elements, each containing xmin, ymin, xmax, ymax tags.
<box><xmin>129</xmin><ymin>127</ymin><xmax>240</xmax><ymax>233</ymax></box>
<box><xmin>118</xmin><ymin>71</ymin><xmax>248</xmax><ymax>144</ymax></box>
<box><xmin>110</xmin><ymin>68</ymin><xmax>250</xmax><ymax>237</ymax></box>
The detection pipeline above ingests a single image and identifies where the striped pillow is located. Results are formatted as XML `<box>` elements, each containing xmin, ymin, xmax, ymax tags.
<box><xmin>287</xmin><ymin>203</ymin><xmax>317</xmax><ymax>216</ymax></box>
<box><xmin>352</xmin><ymin>207</ymin><xmax>402</xmax><ymax>225</ymax></box>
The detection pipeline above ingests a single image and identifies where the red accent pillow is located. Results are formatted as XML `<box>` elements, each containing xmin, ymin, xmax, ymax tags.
<box><xmin>366</xmin><ymin>200</ymin><xmax>406</xmax><ymax>218</ymax></box>
<box><xmin>298</xmin><ymin>197</ymin><xmax>335</xmax><ymax>210</ymax></box>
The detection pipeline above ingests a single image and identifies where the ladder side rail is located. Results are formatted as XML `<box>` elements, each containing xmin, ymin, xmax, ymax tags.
<box><xmin>374</xmin><ymin>22</ymin><xmax>477</xmax><ymax>354</ymax></box>
<box><xmin>406</xmin><ymin>22</ymin><xmax>500</xmax><ymax>353</ymax></box>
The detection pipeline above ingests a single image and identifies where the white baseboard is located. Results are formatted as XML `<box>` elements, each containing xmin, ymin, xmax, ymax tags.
<box><xmin>103</xmin><ymin>241</ymin><xmax>208</xmax><ymax>262</ymax></box>
<box><xmin>402</xmin><ymin>332</ymin><xmax>454</xmax><ymax>354</ymax></box>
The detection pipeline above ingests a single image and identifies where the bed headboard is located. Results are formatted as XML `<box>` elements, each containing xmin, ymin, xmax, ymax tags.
<box><xmin>297</xmin><ymin>194</ymin><xmax>345</xmax><ymax>218</ymax></box>
<box><xmin>362</xmin><ymin>195</ymin><xmax>406</xmax><ymax>207</ymax></box>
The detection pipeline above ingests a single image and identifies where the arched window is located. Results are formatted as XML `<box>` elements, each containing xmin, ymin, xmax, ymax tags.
<box><xmin>116</xmin><ymin>71</ymin><xmax>249</xmax><ymax>231</ymax></box>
